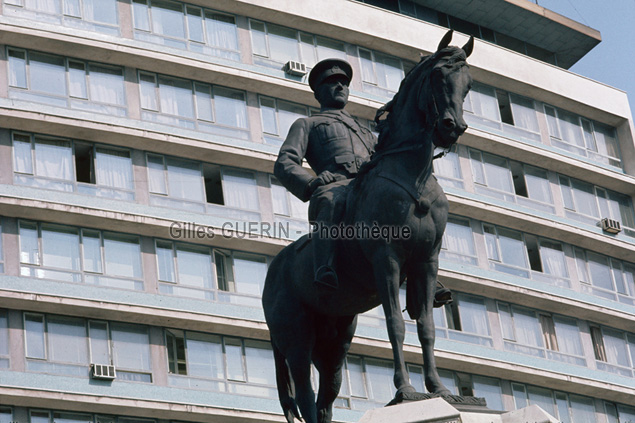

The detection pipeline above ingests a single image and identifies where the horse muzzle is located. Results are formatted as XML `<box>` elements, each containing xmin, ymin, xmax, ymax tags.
<box><xmin>434</xmin><ymin>119</ymin><xmax>467</xmax><ymax>148</ymax></box>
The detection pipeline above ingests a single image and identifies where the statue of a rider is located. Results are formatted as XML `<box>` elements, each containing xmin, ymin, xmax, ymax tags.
<box><xmin>274</xmin><ymin>58</ymin><xmax>451</xmax><ymax>305</ymax></box>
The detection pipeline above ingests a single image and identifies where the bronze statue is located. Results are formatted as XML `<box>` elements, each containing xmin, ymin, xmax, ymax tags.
<box><xmin>263</xmin><ymin>30</ymin><xmax>474</xmax><ymax>423</ymax></box>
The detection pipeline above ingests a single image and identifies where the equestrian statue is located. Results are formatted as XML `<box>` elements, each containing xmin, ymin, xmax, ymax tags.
<box><xmin>263</xmin><ymin>30</ymin><xmax>474</xmax><ymax>423</ymax></box>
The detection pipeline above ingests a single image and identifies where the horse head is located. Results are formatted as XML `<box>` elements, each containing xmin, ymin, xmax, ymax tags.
<box><xmin>375</xmin><ymin>30</ymin><xmax>473</xmax><ymax>152</ymax></box>
<box><xmin>423</xmin><ymin>30</ymin><xmax>474</xmax><ymax>148</ymax></box>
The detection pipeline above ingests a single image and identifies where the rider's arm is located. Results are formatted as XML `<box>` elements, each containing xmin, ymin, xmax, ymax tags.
<box><xmin>274</xmin><ymin>119</ymin><xmax>315</xmax><ymax>202</ymax></box>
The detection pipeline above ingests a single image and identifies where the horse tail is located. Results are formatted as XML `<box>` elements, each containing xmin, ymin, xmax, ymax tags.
<box><xmin>273</xmin><ymin>342</ymin><xmax>303</xmax><ymax>423</ymax></box>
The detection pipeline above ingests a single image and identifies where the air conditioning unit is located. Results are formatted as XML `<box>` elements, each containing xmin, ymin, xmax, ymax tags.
<box><xmin>601</xmin><ymin>217</ymin><xmax>621</xmax><ymax>234</ymax></box>
<box><xmin>284</xmin><ymin>60</ymin><xmax>307</xmax><ymax>76</ymax></box>
<box><xmin>91</xmin><ymin>363</ymin><xmax>116</xmax><ymax>380</ymax></box>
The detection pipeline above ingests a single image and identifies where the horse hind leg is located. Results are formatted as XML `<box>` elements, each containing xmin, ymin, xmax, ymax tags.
<box><xmin>407</xmin><ymin>259</ymin><xmax>451</xmax><ymax>395</ymax></box>
<box><xmin>313</xmin><ymin>315</ymin><xmax>357</xmax><ymax>423</ymax></box>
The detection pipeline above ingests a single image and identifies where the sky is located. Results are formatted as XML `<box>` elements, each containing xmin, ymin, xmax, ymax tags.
<box><xmin>534</xmin><ymin>0</ymin><xmax>635</xmax><ymax>118</ymax></box>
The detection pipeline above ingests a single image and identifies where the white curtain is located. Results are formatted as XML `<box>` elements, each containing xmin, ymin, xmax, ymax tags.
<box><xmin>511</xmin><ymin>307</ymin><xmax>543</xmax><ymax>347</ymax></box>
<box><xmin>25</xmin><ymin>0</ymin><xmax>59</xmax><ymax>13</ymax></box>
<box><xmin>47</xmin><ymin>317</ymin><xmax>88</xmax><ymax>364</ymax></box>
<box><xmin>103</xmin><ymin>234</ymin><xmax>142</xmax><ymax>278</ymax></box>
<box><xmin>111</xmin><ymin>324</ymin><xmax>151</xmax><ymax>371</ymax></box>
<box><xmin>166</xmin><ymin>159</ymin><xmax>203</xmax><ymax>201</ymax></box>
<box><xmin>214</xmin><ymin>87</ymin><xmax>247</xmax><ymax>128</ymax></box>
<box><xmin>223</xmin><ymin>169</ymin><xmax>258</xmax><ymax>210</ymax></box>
<box><xmin>81</xmin><ymin>231</ymin><xmax>102</xmax><ymax>274</ymax></box>
<box><xmin>176</xmin><ymin>246</ymin><xmax>213</xmax><ymax>289</ymax></box>
<box><xmin>434</xmin><ymin>149</ymin><xmax>461</xmax><ymax>179</ymax></box>
<box><xmin>553</xmin><ymin>317</ymin><xmax>583</xmax><ymax>357</ymax></box>
<box><xmin>586</xmin><ymin>252</ymin><xmax>613</xmax><ymax>291</ymax></box>
<box><xmin>524</xmin><ymin>166</ymin><xmax>552</xmax><ymax>203</ymax></box>
<box><xmin>89</xmin><ymin>65</ymin><xmax>125</xmax><ymax>105</ymax></box>
<box><xmin>557</xmin><ymin>110</ymin><xmax>585</xmax><ymax>148</ymax></box>
<box><xmin>186</xmin><ymin>336</ymin><xmax>224</xmax><ymax>378</ymax></box>
<box><xmin>159</xmin><ymin>77</ymin><xmax>194</xmax><ymax>118</ymax></box>
<box><xmin>244</xmin><ymin>341</ymin><xmax>276</xmax><ymax>385</ymax></box>
<box><xmin>42</xmin><ymin>227</ymin><xmax>80</xmax><ymax>270</ymax></box>
<box><xmin>13</xmin><ymin>140</ymin><xmax>33</xmax><ymax>174</ymax></box>
<box><xmin>34</xmin><ymin>140</ymin><xmax>73</xmax><ymax>180</ymax></box>
<box><xmin>471</xmin><ymin>84</ymin><xmax>500</xmax><ymax>122</ymax></box>
<box><xmin>483</xmin><ymin>153</ymin><xmax>513</xmax><ymax>193</ymax></box>
<box><xmin>444</xmin><ymin>219</ymin><xmax>474</xmax><ymax>256</ymax></box>
<box><xmin>95</xmin><ymin>148</ymin><xmax>133</xmax><ymax>190</ymax></box>
<box><xmin>233</xmin><ymin>254</ymin><xmax>267</xmax><ymax>296</ymax></box>
<box><xmin>602</xmin><ymin>328</ymin><xmax>630</xmax><ymax>367</ymax></box>
<box><xmin>270</xmin><ymin>182</ymin><xmax>289</xmax><ymax>216</ymax></box>
<box><xmin>151</xmin><ymin>1</ymin><xmax>185</xmax><ymax>38</ymax></box>
<box><xmin>458</xmin><ymin>295</ymin><xmax>490</xmax><ymax>336</ymax></box>
<box><xmin>540</xmin><ymin>242</ymin><xmax>567</xmax><ymax>278</ymax></box>
<box><xmin>527</xmin><ymin>386</ymin><xmax>556</xmax><ymax>417</ymax></box>
<box><xmin>510</xmin><ymin>94</ymin><xmax>539</xmax><ymax>132</ymax></box>
<box><xmin>147</xmin><ymin>155</ymin><xmax>167</xmax><ymax>194</ymax></box>
<box><xmin>205</xmin><ymin>13</ymin><xmax>238</xmax><ymax>51</ymax></box>
<box><xmin>63</xmin><ymin>0</ymin><xmax>80</xmax><ymax>17</ymax></box>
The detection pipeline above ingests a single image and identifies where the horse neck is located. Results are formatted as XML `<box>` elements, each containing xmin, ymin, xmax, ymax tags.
<box><xmin>381</xmin><ymin>139</ymin><xmax>435</xmax><ymax>190</ymax></box>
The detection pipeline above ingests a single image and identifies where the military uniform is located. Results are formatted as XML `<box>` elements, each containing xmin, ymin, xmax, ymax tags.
<box><xmin>274</xmin><ymin>109</ymin><xmax>375</xmax><ymax>208</ymax></box>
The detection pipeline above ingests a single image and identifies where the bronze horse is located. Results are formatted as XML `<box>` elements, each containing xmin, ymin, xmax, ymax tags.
<box><xmin>262</xmin><ymin>30</ymin><xmax>473</xmax><ymax>423</ymax></box>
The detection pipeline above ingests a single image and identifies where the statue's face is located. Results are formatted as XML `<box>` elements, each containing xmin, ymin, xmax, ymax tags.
<box><xmin>315</xmin><ymin>75</ymin><xmax>349</xmax><ymax>109</ymax></box>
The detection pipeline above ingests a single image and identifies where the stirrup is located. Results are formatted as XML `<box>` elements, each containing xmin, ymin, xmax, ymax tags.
<box><xmin>315</xmin><ymin>265</ymin><xmax>338</xmax><ymax>290</ymax></box>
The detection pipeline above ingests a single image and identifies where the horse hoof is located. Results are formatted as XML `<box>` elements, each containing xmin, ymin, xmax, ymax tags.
<box><xmin>396</xmin><ymin>385</ymin><xmax>417</xmax><ymax>396</ymax></box>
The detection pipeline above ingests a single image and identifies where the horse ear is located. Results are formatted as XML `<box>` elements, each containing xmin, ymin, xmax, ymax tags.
<box><xmin>462</xmin><ymin>36</ymin><xmax>474</xmax><ymax>58</ymax></box>
<box><xmin>437</xmin><ymin>29</ymin><xmax>453</xmax><ymax>51</ymax></box>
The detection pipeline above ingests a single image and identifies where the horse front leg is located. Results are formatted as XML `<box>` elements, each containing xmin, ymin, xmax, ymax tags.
<box><xmin>408</xmin><ymin>258</ymin><xmax>451</xmax><ymax>395</ymax></box>
<box><xmin>373</xmin><ymin>248</ymin><xmax>414</xmax><ymax>395</ymax></box>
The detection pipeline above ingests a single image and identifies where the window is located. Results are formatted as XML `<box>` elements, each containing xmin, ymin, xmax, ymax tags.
<box><xmin>0</xmin><ymin>220</ymin><xmax>4</xmax><ymax>273</ymax></box>
<box><xmin>605</xmin><ymin>402</ymin><xmax>635</xmax><ymax>423</ymax></box>
<box><xmin>259</xmin><ymin>96</ymin><xmax>314</xmax><ymax>146</ymax></box>
<box><xmin>250</xmin><ymin>20</ymin><xmax>347</xmax><ymax>70</ymax></box>
<box><xmin>0</xmin><ymin>408</ymin><xmax>11</xmax><ymax>423</ymax></box>
<box><xmin>574</xmin><ymin>248</ymin><xmax>635</xmax><ymax>305</ymax></box>
<box><xmin>512</xmin><ymin>384</ymin><xmax>595</xmax><ymax>423</ymax></box>
<box><xmin>435</xmin><ymin>293</ymin><xmax>492</xmax><ymax>347</ymax></box>
<box><xmin>482</xmin><ymin>224</ymin><xmax>569</xmax><ymax>286</ymax></box>
<box><xmin>483</xmin><ymin>224</ymin><xmax>529</xmax><ymax>278</ymax></box>
<box><xmin>147</xmin><ymin>154</ymin><xmax>261</xmax><ymax>221</ymax></box>
<box><xmin>463</xmin><ymin>82</ymin><xmax>541</xmax><ymax>143</ymax></box>
<box><xmin>3</xmin><ymin>0</ymin><xmax>119</xmax><ymax>35</ymax></box>
<box><xmin>545</xmin><ymin>105</ymin><xmax>621</xmax><ymax>168</ymax></box>
<box><xmin>24</xmin><ymin>313</ymin><xmax>152</xmax><ymax>381</ymax></box>
<box><xmin>469</xmin><ymin>149</ymin><xmax>554</xmax><ymax>213</ymax></box>
<box><xmin>7</xmin><ymin>48</ymin><xmax>126</xmax><ymax>116</ymax></box>
<box><xmin>358</xmin><ymin>48</ymin><xmax>410</xmax><ymax>96</ymax></box>
<box><xmin>440</xmin><ymin>216</ymin><xmax>477</xmax><ymax>265</ymax></box>
<box><xmin>0</xmin><ymin>309</ymin><xmax>8</xmax><ymax>368</ymax></box>
<box><xmin>139</xmin><ymin>72</ymin><xmax>248</xmax><ymax>138</ymax></box>
<box><xmin>432</xmin><ymin>145</ymin><xmax>463</xmax><ymax>189</ymax></box>
<box><xmin>19</xmin><ymin>221</ymin><xmax>144</xmax><ymax>290</ymax></box>
<box><xmin>215</xmin><ymin>251</ymin><xmax>268</xmax><ymax>306</ymax></box>
<box><xmin>591</xmin><ymin>326</ymin><xmax>635</xmax><ymax>378</ymax></box>
<box><xmin>559</xmin><ymin>175</ymin><xmax>635</xmax><ymax>237</ymax></box>
<box><xmin>28</xmin><ymin>410</ymin><xmax>153</xmax><ymax>423</ymax></box>
<box><xmin>271</xmin><ymin>177</ymin><xmax>310</xmax><ymax>235</ymax></box>
<box><xmin>12</xmin><ymin>132</ymin><xmax>135</xmax><ymax>200</ymax></box>
<box><xmin>166</xmin><ymin>329</ymin><xmax>277</xmax><ymax>397</ymax></box>
<box><xmin>131</xmin><ymin>0</ymin><xmax>239</xmax><ymax>60</ymax></box>
<box><xmin>156</xmin><ymin>241</ymin><xmax>214</xmax><ymax>299</ymax></box>
<box><xmin>498</xmin><ymin>303</ymin><xmax>585</xmax><ymax>366</ymax></box>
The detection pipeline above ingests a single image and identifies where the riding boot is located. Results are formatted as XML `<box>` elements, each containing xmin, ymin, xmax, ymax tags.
<box><xmin>312</xmin><ymin>226</ymin><xmax>338</xmax><ymax>290</ymax></box>
<box><xmin>433</xmin><ymin>281</ymin><xmax>452</xmax><ymax>308</ymax></box>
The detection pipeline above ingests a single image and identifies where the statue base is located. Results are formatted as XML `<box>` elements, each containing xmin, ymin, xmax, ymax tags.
<box><xmin>386</xmin><ymin>392</ymin><xmax>488</xmax><ymax>413</ymax></box>
<box><xmin>359</xmin><ymin>397</ymin><xmax>559</xmax><ymax>423</ymax></box>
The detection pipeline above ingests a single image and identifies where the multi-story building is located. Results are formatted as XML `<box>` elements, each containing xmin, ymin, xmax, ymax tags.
<box><xmin>0</xmin><ymin>0</ymin><xmax>634</xmax><ymax>422</ymax></box>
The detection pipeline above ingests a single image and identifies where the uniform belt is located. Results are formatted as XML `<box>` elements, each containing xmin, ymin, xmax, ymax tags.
<box><xmin>334</xmin><ymin>154</ymin><xmax>365</xmax><ymax>174</ymax></box>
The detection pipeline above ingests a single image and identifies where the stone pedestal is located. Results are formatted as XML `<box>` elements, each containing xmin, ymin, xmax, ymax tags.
<box><xmin>358</xmin><ymin>397</ymin><xmax>559</xmax><ymax>423</ymax></box>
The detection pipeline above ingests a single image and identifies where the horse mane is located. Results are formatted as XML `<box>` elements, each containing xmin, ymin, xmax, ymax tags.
<box><xmin>374</xmin><ymin>47</ymin><xmax>468</xmax><ymax>153</ymax></box>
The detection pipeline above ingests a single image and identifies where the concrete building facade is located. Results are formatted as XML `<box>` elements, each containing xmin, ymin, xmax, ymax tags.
<box><xmin>0</xmin><ymin>0</ymin><xmax>633</xmax><ymax>422</ymax></box>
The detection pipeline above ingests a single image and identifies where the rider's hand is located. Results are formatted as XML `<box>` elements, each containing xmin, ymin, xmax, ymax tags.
<box><xmin>307</xmin><ymin>171</ymin><xmax>342</xmax><ymax>196</ymax></box>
